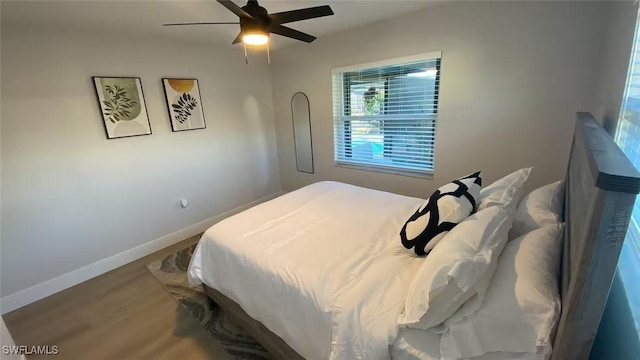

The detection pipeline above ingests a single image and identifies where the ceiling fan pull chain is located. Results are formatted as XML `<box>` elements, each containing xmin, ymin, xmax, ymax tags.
<box><xmin>243</xmin><ymin>41</ymin><xmax>248</xmax><ymax>65</ymax></box>
<box><xmin>267</xmin><ymin>42</ymin><xmax>271</xmax><ymax>64</ymax></box>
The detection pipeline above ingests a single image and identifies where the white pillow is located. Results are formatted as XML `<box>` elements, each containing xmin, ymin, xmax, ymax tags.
<box><xmin>398</xmin><ymin>205</ymin><xmax>512</xmax><ymax>330</ymax></box>
<box><xmin>510</xmin><ymin>181</ymin><xmax>564</xmax><ymax>239</ymax></box>
<box><xmin>400</xmin><ymin>172</ymin><xmax>482</xmax><ymax>256</ymax></box>
<box><xmin>478</xmin><ymin>168</ymin><xmax>532</xmax><ymax>211</ymax></box>
<box><xmin>440</xmin><ymin>224</ymin><xmax>564</xmax><ymax>359</ymax></box>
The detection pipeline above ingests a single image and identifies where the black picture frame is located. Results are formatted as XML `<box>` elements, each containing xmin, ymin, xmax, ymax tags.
<box><xmin>161</xmin><ymin>78</ymin><xmax>207</xmax><ymax>132</ymax></box>
<box><xmin>92</xmin><ymin>76</ymin><xmax>152</xmax><ymax>139</ymax></box>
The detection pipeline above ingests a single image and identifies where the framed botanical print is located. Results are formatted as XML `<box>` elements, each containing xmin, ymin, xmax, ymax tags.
<box><xmin>162</xmin><ymin>78</ymin><xmax>206</xmax><ymax>132</ymax></box>
<box><xmin>93</xmin><ymin>77</ymin><xmax>152</xmax><ymax>139</ymax></box>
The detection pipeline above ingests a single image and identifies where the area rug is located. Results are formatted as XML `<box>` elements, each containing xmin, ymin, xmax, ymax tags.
<box><xmin>146</xmin><ymin>244</ymin><xmax>269</xmax><ymax>360</ymax></box>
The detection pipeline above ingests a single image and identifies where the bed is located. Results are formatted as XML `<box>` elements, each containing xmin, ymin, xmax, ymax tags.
<box><xmin>188</xmin><ymin>112</ymin><xmax>640</xmax><ymax>360</ymax></box>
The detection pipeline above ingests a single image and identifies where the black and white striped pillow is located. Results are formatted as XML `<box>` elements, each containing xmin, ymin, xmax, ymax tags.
<box><xmin>401</xmin><ymin>172</ymin><xmax>482</xmax><ymax>256</ymax></box>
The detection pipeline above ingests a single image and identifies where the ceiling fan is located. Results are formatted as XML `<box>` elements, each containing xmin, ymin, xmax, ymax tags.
<box><xmin>164</xmin><ymin>0</ymin><xmax>335</xmax><ymax>46</ymax></box>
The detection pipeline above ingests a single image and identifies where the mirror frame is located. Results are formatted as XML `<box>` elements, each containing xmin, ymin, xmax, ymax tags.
<box><xmin>291</xmin><ymin>92</ymin><xmax>314</xmax><ymax>174</ymax></box>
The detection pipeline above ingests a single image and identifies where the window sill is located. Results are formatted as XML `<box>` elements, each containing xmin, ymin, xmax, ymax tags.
<box><xmin>335</xmin><ymin>162</ymin><xmax>434</xmax><ymax>179</ymax></box>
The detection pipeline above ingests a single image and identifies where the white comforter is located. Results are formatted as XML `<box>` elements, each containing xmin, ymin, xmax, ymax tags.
<box><xmin>188</xmin><ymin>181</ymin><xmax>426</xmax><ymax>360</ymax></box>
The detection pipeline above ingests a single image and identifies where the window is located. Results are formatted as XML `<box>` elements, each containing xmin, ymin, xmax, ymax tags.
<box><xmin>614</xmin><ymin>10</ymin><xmax>640</xmax><ymax>333</ymax></box>
<box><xmin>331</xmin><ymin>52</ymin><xmax>441</xmax><ymax>176</ymax></box>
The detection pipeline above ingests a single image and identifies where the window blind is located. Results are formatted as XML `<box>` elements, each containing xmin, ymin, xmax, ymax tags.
<box><xmin>614</xmin><ymin>10</ymin><xmax>640</xmax><ymax>333</ymax></box>
<box><xmin>331</xmin><ymin>52</ymin><xmax>441</xmax><ymax>175</ymax></box>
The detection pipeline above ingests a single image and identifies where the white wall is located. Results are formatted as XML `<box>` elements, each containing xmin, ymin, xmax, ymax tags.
<box><xmin>0</xmin><ymin>24</ymin><xmax>281</xmax><ymax>311</ymax></box>
<box><xmin>270</xmin><ymin>1</ymin><xmax>610</xmax><ymax>198</ymax></box>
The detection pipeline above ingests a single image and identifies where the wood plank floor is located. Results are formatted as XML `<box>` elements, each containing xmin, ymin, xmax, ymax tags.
<box><xmin>3</xmin><ymin>235</ymin><xmax>231</xmax><ymax>360</ymax></box>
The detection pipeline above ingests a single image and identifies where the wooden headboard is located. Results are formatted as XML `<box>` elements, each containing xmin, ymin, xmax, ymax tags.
<box><xmin>552</xmin><ymin>112</ymin><xmax>640</xmax><ymax>359</ymax></box>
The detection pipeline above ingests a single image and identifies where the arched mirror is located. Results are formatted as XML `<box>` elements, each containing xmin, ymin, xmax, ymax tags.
<box><xmin>291</xmin><ymin>92</ymin><xmax>314</xmax><ymax>174</ymax></box>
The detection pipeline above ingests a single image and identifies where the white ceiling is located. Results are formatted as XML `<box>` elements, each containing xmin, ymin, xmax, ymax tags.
<box><xmin>1</xmin><ymin>0</ymin><xmax>437</xmax><ymax>49</ymax></box>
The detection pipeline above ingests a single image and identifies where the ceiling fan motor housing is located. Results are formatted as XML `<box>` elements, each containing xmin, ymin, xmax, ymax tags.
<box><xmin>240</xmin><ymin>0</ymin><xmax>269</xmax><ymax>35</ymax></box>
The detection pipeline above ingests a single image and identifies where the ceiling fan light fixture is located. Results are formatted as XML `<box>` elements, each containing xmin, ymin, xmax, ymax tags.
<box><xmin>165</xmin><ymin>0</ymin><xmax>335</xmax><ymax>54</ymax></box>
<box><xmin>242</xmin><ymin>32</ymin><xmax>269</xmax><ymax>46</ymax></box>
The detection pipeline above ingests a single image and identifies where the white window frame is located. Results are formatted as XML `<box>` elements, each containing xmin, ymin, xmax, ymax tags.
<box><xmin>331</xmin><ymin>51</ymin><xmax>442</xmax><ymax>178</ymax></box>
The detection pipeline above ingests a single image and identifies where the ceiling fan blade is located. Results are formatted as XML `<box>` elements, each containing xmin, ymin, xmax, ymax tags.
<box><xmin>163</xmin><ymin>22</ymin><xmax>239</xmax><ymax>26</ymax></box>
<box><xmin>269</xmin><ymin>5</ymin><xmax>334</xmax><ymax>25</ymax></box>
<box><xmin>216</xmin><ymin>0</ymin><xmax>253</xmax><ymax>19</ymax></box>
<box><xmin>232</xmin><ymin>32</ymin><xmax>243</xmax><ymax>44</ymax></box>
<box><xmin>269</xmin><ymin>24</ymin><xmax>316</xmax><ymax>43</ymax></box>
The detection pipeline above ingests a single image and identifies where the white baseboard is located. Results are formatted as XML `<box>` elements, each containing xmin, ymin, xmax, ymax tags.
<box><xmin>0</xmin><ymin>191</ymin><xmax>284</xmax><ymax>315</ymax></box>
